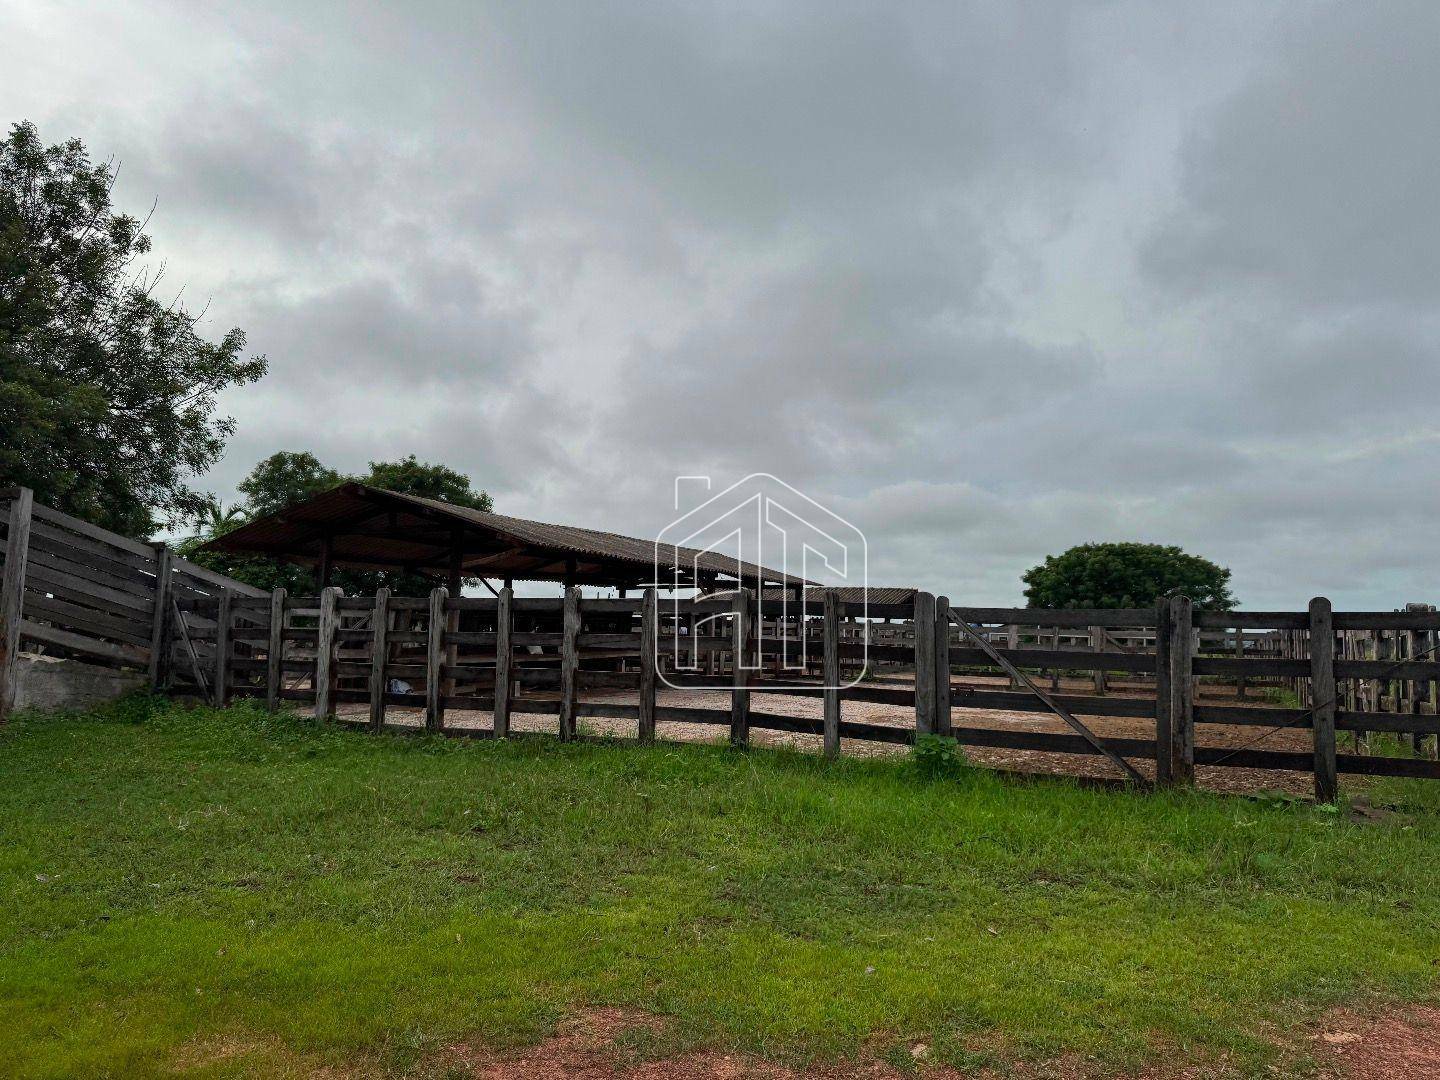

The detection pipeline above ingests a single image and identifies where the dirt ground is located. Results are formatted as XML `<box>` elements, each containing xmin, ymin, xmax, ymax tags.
<box><xmin>336</xmin><ymin>674</ymin><xmax>1330</xmax><ymax>799</ymax></box>
<box><xmin>434</xmin><ymin>1004</ymin><xmax>1440</xmax><ymax>1079</ymax></box>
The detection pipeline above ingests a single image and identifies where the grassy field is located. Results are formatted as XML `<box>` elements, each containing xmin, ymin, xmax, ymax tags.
<box><xmin>1</xmin><ymin>698</ymin><xmax>1438</xmax><ymax>1078</ymax></box>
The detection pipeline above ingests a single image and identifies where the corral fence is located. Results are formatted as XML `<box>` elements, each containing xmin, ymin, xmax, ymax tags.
<box><xmin>168</xmin><ymin>582</ymin><xmax>1440</xmax><ymax>801</ymax></box>
<box><xmin>0</xmin><ymin>487</ymin><xmax>264</xmax><ymax>716</ymax></box>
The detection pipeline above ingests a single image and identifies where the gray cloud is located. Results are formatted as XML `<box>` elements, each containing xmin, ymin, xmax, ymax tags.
<box><xmin>6</xmin><ymin>0</ymin><xmax>1439</xmax><ymax>608</ymax></box>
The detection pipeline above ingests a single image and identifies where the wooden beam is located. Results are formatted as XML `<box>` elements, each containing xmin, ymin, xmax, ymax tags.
<box><xmin>559</xmin><ymin>586</ymin><xmax>580</xmax><ymax>740</ymax></box>
<box><xmin>935</xmin><ymin>595</ymin><xmax>952</xmax><ymax>736</ymax></box>
<box><xmin>315</xmin><ymin>586</ymin><xmax>341</xmax><ymax>719</ymax></box>
<box><xmin>426</xmin><ymin>586</ymin><xmax>447</xmax><ymax>732</ymax></box>
<box><xmin>266</xmin><ymin>588</ymin><xmax>287</xmax><ymax>711</ymax></box>
<box><xmin>369</xmin><ymin>588</ymin><xmax>390</xmax><ymax>732</ymax></box>
<box><xmin>731</xmin><ymin>588</ymin><xmax>752</xmax><ymax>748</ymax></box>
<box><xmin>1169</xmin><ymin>594</ymin><xmax>1195</xmax><ymax>786</ymax></box>
<box><xmin>1154</xmin><ymin>598</ymin><xmax>1174</xmax><ymax>786</ymax></box>
<box><xmin>1310</xmin><ymin>596</ymin><xmax>1338</xmax><ymax>802</ymax></box>
<box><xmin>639</xmin><ymin>588</ymin><xmax>657</xmax><ymax>742</ymax></box>
<box><xmin>147</xmin><ymin>543</ymin><xmax>173</xmax><ymax>689</ymax></box>
<box><xmin>0</xmin><ymin>487</ymin><xmax>33</xmax><ymax>720</ymax></box>
<box><xmin>213</xmin><ymin>591</ymin><xmax>232</xmax><ymax>708</ymax></box>
<box><xmin>823</xmin><ymin>589</ymin><xmax>840</xmax><ymax>758</ymax></box>
<box><xmin>913</xmin><ymin>592</ymin><xmax>936</xmax><ymax>735</ymax></box>
<box><xmin>494</xmin><ymin>587</ymin><xmax>513</xmax><ymax>737</ymax></box>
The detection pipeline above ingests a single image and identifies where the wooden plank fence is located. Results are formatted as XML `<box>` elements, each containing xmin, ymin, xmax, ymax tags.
<box><xmin>174</xmin><ymin>581</ymin><xmax>1440</xmax><ymax>801</ymax></box>
<box><xmin>0</xmin><ymin>486</ymin><xmax>264</xmax><ymax>719</ymax></box>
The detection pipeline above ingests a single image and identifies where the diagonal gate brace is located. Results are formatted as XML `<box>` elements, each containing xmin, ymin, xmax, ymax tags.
<box><xmin>947</xmin><ymin>610</ymin><xmax>1149</xmax><ymax>786</ymax></box>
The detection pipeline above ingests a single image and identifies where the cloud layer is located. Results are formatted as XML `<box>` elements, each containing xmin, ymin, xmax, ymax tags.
<box><xmin>5</xmin><ymin>0</ymin><xmax>1438</xmax><ymax>606</ymax></box>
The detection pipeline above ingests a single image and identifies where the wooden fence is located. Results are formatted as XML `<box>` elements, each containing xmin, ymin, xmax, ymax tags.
<box><xmin>0</xmin><ymin>487</ymin><xmax>264</xmax><ymax>717</ymax></box>
<box><xmin>172</xmin><ymin>584</ymin><xmax>1440</xmax><ymax>801</ymax></box>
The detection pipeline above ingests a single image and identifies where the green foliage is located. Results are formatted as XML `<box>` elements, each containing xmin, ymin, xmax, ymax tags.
<box><xmin>236</xmin><ymin>450</ymin><xmax>342</xmax><ymax>517</ymax></box>
<box><xmin>0</xmin><ymin>121</ymin><xmax>266</xmax><ymax>537</ymax></box>
<box><xmin>362</xmin><ymin>454</ymin><xmax>492</xmax><ymax>512</ymax></box>
<box><xmin>3</xmin><ymin>704</ymin><xmax>1439</xmax><ymax>1077</ymax></box>
<box><xmin>911</xmin><ymin>733</ymin><xmax>967</xmax><ymax>780</ymax></box>
<box><xmin>1022</xmin><ymin>542</ymin><xmax>1236</xmax><ymax>610</ymax></box>
<box><xmin>179</xmin><ymin>450</ymin><xmax>494</xmax><ymax>594</ymax></box>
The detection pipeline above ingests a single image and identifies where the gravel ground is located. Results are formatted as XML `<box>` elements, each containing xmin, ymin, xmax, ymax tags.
<box><xmin>335</xmin><ymin>674</ymin><xmax>1324</xmax><ymax>798</ymax></box>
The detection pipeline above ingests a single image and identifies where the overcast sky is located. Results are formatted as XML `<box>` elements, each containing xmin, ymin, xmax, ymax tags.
<box><xmin>6</xmin><ymin>1</ymin><xmax>1439</xmax><ymax>607</ymax></box>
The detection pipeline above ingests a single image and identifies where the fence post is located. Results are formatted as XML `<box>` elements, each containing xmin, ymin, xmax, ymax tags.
<box><xmin>638</xmin><ymin>588</ymin><xmax>656</xmax><ymax>743</ymax></box>
<box><xmin>730</xmin><ymin>588</ymin><xmax>752</xmax><ymax>748</ymax></box>
<box><xmin>0</xmin><ymin>487</ymin><xmax>34</xmax><ymax>721</ymax></box>
<box><xmin>1091</xmin><ymin>625</ymin><xmax>1107</xmax><ymax>695</ymax></box>
<box><xmin>1154</xmin><ymin>598</ymin><xmax>1174</xmax><ymax>787</ymax></box>
<box><xmin>823</xmin><ymin>589</ymin><xmax>841</xmax><ymax>758</ymax></box>
<box><xmin>913</xmin><ymin>591</ymin><xmax>936</xmax><ymax>736</ymax></box>
<box><xmin>148</xmin><ymin>544</ymin><xmax>173</xmax><ymax>690</ymax></box>
<box><xmin>1309</xmin><ymin>596</ymin><xmax>1338</xmax><ymax>803</ymax></box>
<box><xmin>426</xmin><ymin>586</ymin><xmax>448</xmax><ymax>732</ymax></box>
<box><xmin>1234</xmin><ymin>627</ymin><xmax>1247</xmax><ymax>699</ymax></box>
<box><xmin>368</xmin><ymin>588</ymin><xmax>390</xmax><ymax>731</ymax></box>
<box><xmin>934</xmin><ymin>596</ymin><xmax>952</xmax><ymax>736</ymax></box>
<box><xmin>266</xmin><ymin>587</ymin><xmax>287</xmax><ymax>711</ymax></box>
<box><xmin>494</xmin><ymin>586</ymin><xmax>513</xmax><ymax>738</ymax></box>
<box><xmin>1169</xmin><ymin>594</ymin><xmax>1194</xmax><ymax>786</ymax></box>
<box><xmin>559</xmin><ymin>586</ymin><xmax>580</xmax><ymax>741</ymax></box>
<box><xmin>559</xmin><ymin>586</ymin><xmax>581</xmax><ymax>739</ymax></box>
<box><xmin>315</xmin><ymin>586</ymin><xmax>341</xmax><ymax>719</ymax></box>
<box><xmin>213</xmin><ymin>590</ymin><xmax>232</xmax><ymax>708</ymax></box>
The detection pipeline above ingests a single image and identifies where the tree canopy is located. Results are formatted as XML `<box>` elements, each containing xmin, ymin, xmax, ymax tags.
<box><xmin>176</xmin><ymin>450</ymin><xmax>493</xmax><ymax>593</ymax></box>
<box><xmin>1021</xmin><ymin>542</ymin><xmax>1235</xmax><ymax>610</ymax></box>
<box><xmin>0</xmin><ymin>121</ymin><xmax>266</xmax><ymax>537</ymax></box>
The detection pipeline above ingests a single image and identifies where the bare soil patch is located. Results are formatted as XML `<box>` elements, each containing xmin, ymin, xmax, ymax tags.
<box><xmin>339</xmin><ymin>675</ymin><xmax>1322</xmax><ymax>799</ymax></box>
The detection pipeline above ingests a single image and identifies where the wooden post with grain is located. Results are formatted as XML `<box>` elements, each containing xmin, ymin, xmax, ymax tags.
<box><xmin>638</xmin><ymin>587</ymin><xmax>657</xmax><ymax>743</ymax></box>
<box><xmin>0</xmin><ymin>487</ymin><xmax>34</xmax><ymax>721</ymax></box>
<box><xmin>1153</xmin><ymin>597</ymin><xmax>1174</xmax><ymax>787</ymax></box>
<box><xmin>213</xmin><ymin>590</ymin><xmax>232</xmax><ymax>708</ymax></box>
<box><xmin>315</xmin><ymin>586</ymin><xmax>341</xmax><ymax>719</ymax></box>
<box><xmin>934</xmin><ymin>595</ymin><xmax>952</xmax><ymax>736</ymax></box>
<box><xmin>147</xmin><ymin>543</ymin><xmax>173</xmax><ymax>690</ymax></box>
<box><xmin>493</xmin><ymin>586</ymin><xmax>513</xmax><ymax>738</ymax></box>
<box><xmin>266</xmin><ymin>587</ymin><xmax>287</xmax><ymax>711</ymax></box>
<box><xmin>1168</xmin><ymin>594</ymin><xmax>1195</xmax><ymax>786</ymax></box>
<box><xmin>822</xmin><ymin>588</ymin><xmax>841</xmax><ymax>758</ymax></box>
<box><xmin>368</xmin><ymin>587</ymin><xmax>390</xmax><ymax>731</ymax></box>
<box><xmin>559</xmin><ymin>586</ymin><xmax>580</xmax><ymax>741</ymax></box>
<box><xmin>730</xmin><ymin>588</ymin><xmax>752</xmax><ymax>748</ymax></box>
<box><xmin>1309</xmin><ymin>596</ymin><xmax>1338</xmax><ymax>803</ymax></box>
<box><xmin>425</xmin><ymin>586</ymin><xmax>448</xmax><ymax>732</ymax></box>
<box><xmin>912</xmin><ymin>591</ymin><xmax>936</xmax><ymax>736</ymax></box>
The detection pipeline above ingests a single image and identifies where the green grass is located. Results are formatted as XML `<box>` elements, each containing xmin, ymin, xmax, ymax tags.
<box><xmin>2</xmin><ymin>698</ymin><xmax>1438</xmax><ymax>1078</ymax></box>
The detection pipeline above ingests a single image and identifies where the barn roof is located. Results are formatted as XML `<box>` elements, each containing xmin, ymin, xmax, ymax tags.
<box><xmin>202</xmin><ymin>482</ymin><xmax>801</xmax><ymax>588</ymax></box>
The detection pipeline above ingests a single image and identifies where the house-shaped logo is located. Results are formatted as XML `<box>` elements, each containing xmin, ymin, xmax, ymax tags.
<box><xmin>654</xmin><ymin>473</ymin><xmax>867</xmax><ymax>690</ymax></box>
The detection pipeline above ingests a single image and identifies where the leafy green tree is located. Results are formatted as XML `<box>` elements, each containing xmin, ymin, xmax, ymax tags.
<box><xmin>1022</xmin><ymin>542</ymin><xmax>1235</xmax><ymax>610</ymax></box>
<box><xmin>0</xmin><ymin>121</ymin><xmax>266</xmax><ymax>537</ymax></box>
<box><xmin>236</xmin><ymin>450</ymin><xmax>341</xmax><ymax>517</ymax></box>
<box><xmin>360</xmin><ymin>455</ymin><xmax>492</xmax><ymax>512</ymax></box>
<box><xmin>182</xmin><ymin>450</ymin><xmax>492</xmax><ymax>594</ymax></box>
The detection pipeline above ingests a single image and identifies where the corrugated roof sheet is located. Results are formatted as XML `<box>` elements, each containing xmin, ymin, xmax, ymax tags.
<box><xmin>205</xmin><ymin>483</ymin><xmax>803</xmax><ymax>586</ymax></box>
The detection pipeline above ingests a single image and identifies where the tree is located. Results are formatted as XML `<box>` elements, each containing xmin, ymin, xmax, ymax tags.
<box><xmin>0</xmin><ymin>121</ymin><xmax>266</xmax><ymax>537</ymax></box>
<box><xmin>360</xmin><ymin>455</ymin><xmax>492</xmax><ymax>512</ymax></box>
<box><xmin>1022</xmin><ymin>542</ymin><xmax>1235</xmax><ymax>610</ymax></box>
<box><xmin>180</xmin><ymin>450</ymin><xmax>493</xmax><ymax>594</ymax></box>
<box><xmin>236</xmin><ymin>450</ymin><xmax>341</xmax><ymax>517</ymax></box>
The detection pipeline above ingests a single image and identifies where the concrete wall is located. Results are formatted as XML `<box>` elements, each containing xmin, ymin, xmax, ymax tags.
<box><xmin>13</xmin><ymin>653</ymin><xmax>147</xmax><ymax>714</ymax></box>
